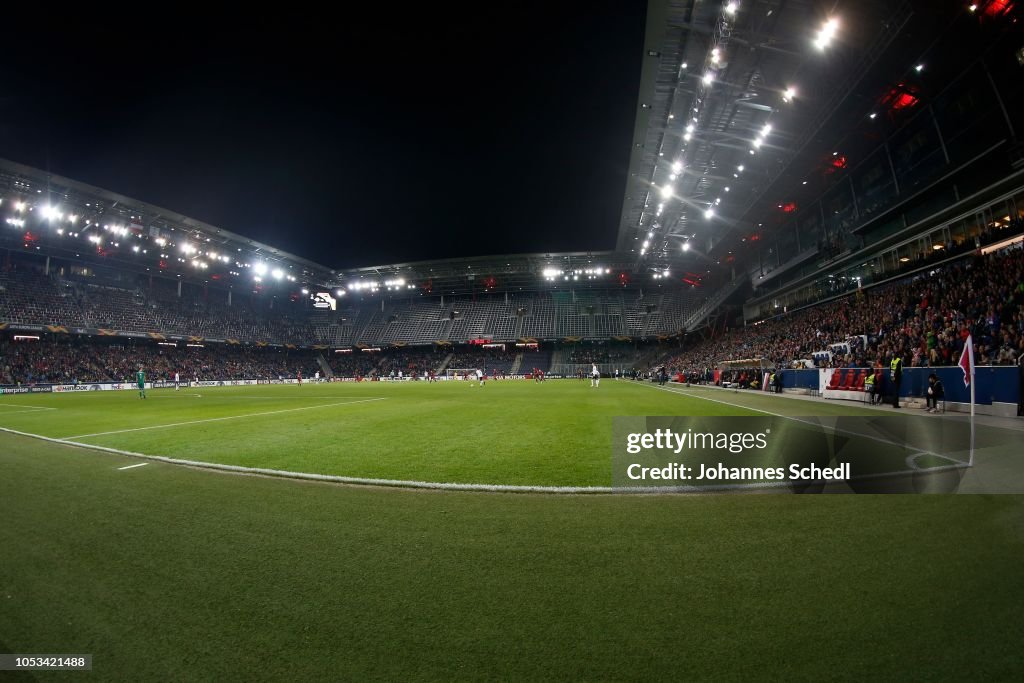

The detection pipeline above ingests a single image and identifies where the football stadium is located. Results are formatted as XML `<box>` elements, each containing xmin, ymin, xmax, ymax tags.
<box><xmin>2</xmin><ymin>1</ymin><xmax>1024</xmax><ymax>679</ymax></box>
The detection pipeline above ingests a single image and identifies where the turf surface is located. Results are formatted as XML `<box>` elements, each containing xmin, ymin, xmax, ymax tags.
<box><xmin>1</xmin><ymin>432</ymin><xmax>1022</xmax><ymax>680</ymax></box>
<box><xmin>0</xmin><ymin>379</ymin><xmax>889</xmax><ymax>487</ymax></box>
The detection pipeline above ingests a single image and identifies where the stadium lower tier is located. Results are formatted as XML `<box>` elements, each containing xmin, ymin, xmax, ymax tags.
<box><xmin>0</xmin><ymin>337</ymin><xmax>654</xmax><ymax>385</ymax></box>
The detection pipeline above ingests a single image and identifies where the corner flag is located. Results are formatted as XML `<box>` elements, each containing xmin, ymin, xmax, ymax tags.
<box><xmin>959</xmin><ymin>334</ymin><xmax>977</xmax><ymax>467</ymax></box>
<box><xmin>958</xmin><ymin>334</ymin><xmax>974</xmax><ymax>387</ymax></box>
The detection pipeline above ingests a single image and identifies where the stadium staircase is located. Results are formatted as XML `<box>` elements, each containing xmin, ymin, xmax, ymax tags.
<box><xmin>682</xmin><ymin>277</ymin><xmax>744</xmax><ymax>332</ymax></box>
<box><xmin>316</xmin><ymin>353</ymin><xmax>333</xmax><ymax>378</ymax></box>
<box><xmin>509</xmin><ymin>353</ymin><xmax>523</xmax><ymax>375</ymax></box>
<box><xmin>436</xmin><ymin>352</ymin><xmax>454</xmax><ymax>373</ymax></box>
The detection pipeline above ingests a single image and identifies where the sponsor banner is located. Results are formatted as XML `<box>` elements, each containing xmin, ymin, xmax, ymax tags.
<box><xmin>0</xmin><ymin>385</ymin><xmax>53</xmax><ymax>394</ymax></box>
<box><xmin>9</xmin><ymin>324</ymin><xmax>45</xmax><ymax>332</ymax></box>
<box><xmin>51</xmin><ymin>383</ymin><xmax>152</xmax><ymax>393</ymax></box>
<box><xmin>53</xmin><ymin>384</ymin><xmax>94</xmax><ymax>392</ymax></box>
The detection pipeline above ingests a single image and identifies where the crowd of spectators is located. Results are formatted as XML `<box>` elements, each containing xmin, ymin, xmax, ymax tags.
<box><xmin>0</xmin><ymin>339</ymin><xmax>319</xmax><ymax>385</ymax></box>
<box><xmin>445</xmin><ymin>347</ymin><xmax>517</xmax><ymax>373</ymax></box>
<box><xmin>565</xmin><ymin>345</ymin><xmax>631</xmax><ymax>364</ymax></box>
<box><xmin>324</xmin><ymin>353</ymin><xmax>379</xmax><ymax>378</ymax></box>
<box><xmin>658</xmin><ymin>244</ymin><xmax>1024</xmax><ymax>376</ymax></box>
<box><xmin>375</xmin><ymin>347</ymin><xmax>445</xmax><ymax>375</ymax></box>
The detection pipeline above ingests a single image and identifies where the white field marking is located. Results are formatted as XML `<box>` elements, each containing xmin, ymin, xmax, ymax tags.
<box><xmin>0</xmin><ymin>423</ymin><xmax>969</xmax><ymax>494</ymax></box>
<box><xmin>118</xmin><ymin>463</ymin><xmax>149</xmax><ymax>471</ymax></box>
<box><xmin>169</xmin><ymin>395</ymin><xmax>386</xmax><ymax>400</ymax></box>
<box><xmin>0</xmin><ymin>403</ymin><xmax>57</xmax><ymax>410</ymax></box>
<box><xmin>60</xmin><ymin>397</ymin><xmax>387</xmax><ymax>440</ymax></box>
<box><xmin>645</xmin><ymin>383</ymin><xmax>964</xmax><ymax>467</ymax></box>
<box><xmin>0</xmin><ymin>408</ymin><xmax>55</xmax><ymax>416</ymax></box>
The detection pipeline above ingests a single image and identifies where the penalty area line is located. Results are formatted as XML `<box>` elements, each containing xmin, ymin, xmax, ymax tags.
<box><xmin>118</xmin><ymin>463</ymin><xmax>149</xmax><ymax>471</ymax></box>
<box><xmin>60</xmin><ymin>397</ymin><xmax>388</xmax><ymax>440</ymax></box>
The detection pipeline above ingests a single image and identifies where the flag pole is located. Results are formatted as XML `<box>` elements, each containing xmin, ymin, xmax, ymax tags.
<box><xmin>969</xmin><ymin>336</ymin><xmax>976</xmax><ymax>467</ymax></box>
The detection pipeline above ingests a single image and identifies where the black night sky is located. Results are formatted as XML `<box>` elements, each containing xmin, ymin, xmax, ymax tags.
<box><xmin>0</xmin><ymin>4</ymin><xmax>647</xmax><ymax>268</ymax></box>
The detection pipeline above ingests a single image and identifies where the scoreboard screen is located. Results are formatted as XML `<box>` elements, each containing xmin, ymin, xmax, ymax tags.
<box><xmin>311</xmin><ymin>292</ymin><xmax>337</xmax><ymax>311</ymax></box>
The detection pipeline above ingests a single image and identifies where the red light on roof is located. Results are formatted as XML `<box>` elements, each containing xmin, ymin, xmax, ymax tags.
<box><xmin>831</xmin><ymin>155</ymin><xmax>848</xmax><ymax>170</ymax></box>
<box><xmin>880</xmin><ymin>83</ymin><xmax>920</xmax><ymax>114</ymax></box>
<box><xmin>781</xmin><ymin>202</ymin><xmax>798</xmax><ymax>213</ymax></box>
<box><xmin>982</xmin><ymin>0</ymin><xmax>1014</xmax><ymax>18</ymax></box>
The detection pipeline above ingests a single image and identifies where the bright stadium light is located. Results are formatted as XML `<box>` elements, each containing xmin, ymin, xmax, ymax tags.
<box><xmin>783</xmin><ymin>86</ymin><xmax>796</xmax><ymax>102</ymax></box>
<box><xmin>271</xmin><ymin>268</ymin><xmax>284</xmax><ymax>280</ymax></box>
<box><xmin>15</xmin><ymin>201</ymin><xmax>26</xmax><ymax>212</ymax></box>
<box><xmin>725</xmin><ymin>1</ymin><xmax>738</xmax><ymax>14</ymax></box>
<box><xmin>815</xmin><ymin>18</ymin><xmax>839</xmax><ymax>50</ymax></box>
<box><xmin>671</xmin><ymin>160</ymin><xmax>682</xmax><ymax>173</ymax></box>
<box><xmin>705</xmin><ymin>208</ymin><xmax>715</xmax><ymax>219</ymax></box>
<box><xmin>702</xmin><ymin>72</ymin><xmax>714</xmax><ymax>85</ymax></box>
<box><xmin>761</xmin><ymin>123</ymin><xmax>772</xmax><ymax>136</ymax></box>
<box><xmin>682</xmin><ymin>242</ymin><xmax>691</xmax><ymax>252</ymax></box>
<box><xmin>253</xmin><ymin>263</ymin><xmax>268</xmax><ymax>276</ymax></box>
<box><xmin>660</xmin><ymin>184</ymin><xmax>673</xmax><ymax>199</ymax></box>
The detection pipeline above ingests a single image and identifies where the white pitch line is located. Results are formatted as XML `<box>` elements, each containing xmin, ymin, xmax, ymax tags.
<box><xmin>0</xmin><ymin>423</ymin><xmax>969</xmax><ymax>494</ymax></box>
<box><xmin>118</xmin><ymin>463</ymin><xmax>149</xmax><ymax>471</ymax></box>
<box><xmin>0</xmin><ymin>403</ymin><xmax>57</xmax><ymax>410</ymax></box>
<box><xmin>61</xmin><ymin>397</ymin><xmax>387</xmax><ymax>439</ymax></box>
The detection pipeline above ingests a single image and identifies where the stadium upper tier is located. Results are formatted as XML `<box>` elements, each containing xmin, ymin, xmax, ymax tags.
<box><xmin>0</xmin><ymin>157</ymin><xmax>709</xmax><ymax>302</ymax></box>
<box><xmin>0</xmin><ymin>266</ymin><xmax>705</xmax><ymax>345</ymax></box>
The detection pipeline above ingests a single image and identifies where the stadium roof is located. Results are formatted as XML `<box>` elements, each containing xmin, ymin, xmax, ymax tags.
<box><xmin>617</xmin><ymin>0</ymin><xmax>986</xmax><ymax>271</ymax></box>
<box><xmin>0</xmin><ymin>157</ymin><xmax>708</xmax><ymax>296</ymax></box>
<box><xmin>4</xmin><ymin>1</ymin><xmax>996</xmax><ymax>299</ymax></box>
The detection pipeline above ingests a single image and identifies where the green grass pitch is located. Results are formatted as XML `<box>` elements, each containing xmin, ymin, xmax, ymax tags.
<box><xmin>0</xmin><ymin>378</ymin><xmax>883</xmax><ymax>488</ymax></box>
<box><xmin>1</xmin><ymin>380</ymin><xmax>1023</xmax><ymax>679</ymax></box>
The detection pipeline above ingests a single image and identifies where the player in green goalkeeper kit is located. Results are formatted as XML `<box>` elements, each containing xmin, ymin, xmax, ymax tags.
<box><xmin>137</xmin><ymin>367</ymin><xmax>146</xmax><ymax>399</ymax></box>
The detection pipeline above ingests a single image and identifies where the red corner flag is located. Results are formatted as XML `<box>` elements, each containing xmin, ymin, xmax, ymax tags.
<box><xmin>959</xmin><ymin>333</ymin><xmax>975</xmax><ymax>387</ymax></box>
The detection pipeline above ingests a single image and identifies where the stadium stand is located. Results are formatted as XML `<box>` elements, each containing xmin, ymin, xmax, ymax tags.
<box><xmin>0</xmin><ymin>263</ymin><xmax>704</xmax><ymax>346</ymax></box>
<box><xmin>655</xmin><ymin>243</ymin><xmax>1024</xmax><ymax>378</ymax></box>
